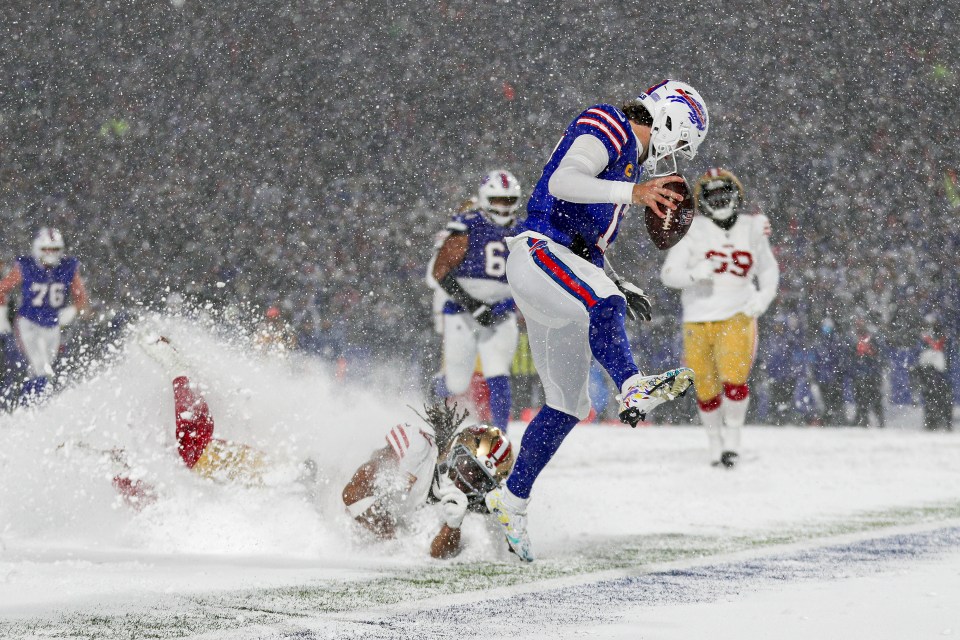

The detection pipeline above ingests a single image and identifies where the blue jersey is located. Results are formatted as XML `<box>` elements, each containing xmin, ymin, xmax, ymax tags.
<box><xmin>523</xmin><ymin>104</ymin><xmax>643</xmax><ymax>267</ymax></box>
<box><xmin>442</xmin><ymin>210</ymin><xmax>515</xmax><ymax>314</ymax></box>
<box><xmin>447</xmin><ymin>210</ymin><xmax>513</xmax><ymax>281</ymax></box>
<box><xmin>16</xmin><ymin>256</ymin><xmax>79</xmax><ymax>327</ymax></box>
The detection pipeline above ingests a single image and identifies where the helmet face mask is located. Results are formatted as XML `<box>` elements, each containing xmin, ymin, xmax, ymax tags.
<box><xmin>441</xmin><ymin>443</ymin><xmax>499</xmax><ymax>505</ymax></box>
<box><xmin>695</xmin><ymin>169</ymin><xmax>745</xmax><ymax>223</ymax></box>
<box><xmin>478</xmin><ymin>170</ymin><xmax>522</xmax><ymax>227</ymax></box>
<box><xmin>702</xmin><ymin>182</ymin><xmax>740</xmax><ymax>220</ymax></box>
<box><xmin>439</xmin><ymin>424</ymin><xmax>514</xmax><ymax>508</ymax></box>
<box><xmin>32</xmin><ymin>227</ymin><xmax>65</xmax><ymax>267</ymax></box>
<box><xmin>637</xmin><ymin>80</ymin><xmax>709</xmax><ymax>177</ymax></box>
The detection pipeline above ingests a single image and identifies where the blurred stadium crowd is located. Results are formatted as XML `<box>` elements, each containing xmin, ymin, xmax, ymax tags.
<box><xmin>0</xmin><ymin>1</ymin><xmax>956</xmax><ymax>425</ymax></box>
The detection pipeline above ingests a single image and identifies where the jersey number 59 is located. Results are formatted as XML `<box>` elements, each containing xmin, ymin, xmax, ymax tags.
<box><xmin>705</xmin><ymin>250</ymin><xmax>754</xmax><ymax>278</ymax></box>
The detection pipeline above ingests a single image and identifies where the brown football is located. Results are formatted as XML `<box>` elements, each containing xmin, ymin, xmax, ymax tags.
<box><xmin>644</xmin><ymin>173</ymin><xmax>694</xmax><ymax>250</ymax></box>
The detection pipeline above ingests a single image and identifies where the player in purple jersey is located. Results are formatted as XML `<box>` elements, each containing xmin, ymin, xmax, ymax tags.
<box><xmin>429</xmin><ymin>170</ymin><xmax>522</xmax><ymax>432</ymax></box>
<box><xmin>485</xmin><ymin>80</ymin><xmax>709</xmax><ymax>561</ymax></box>
<box><xmin>0</xmin><ymin>228</ymin><xmax>89</xmax><ymax>403</ymax></box>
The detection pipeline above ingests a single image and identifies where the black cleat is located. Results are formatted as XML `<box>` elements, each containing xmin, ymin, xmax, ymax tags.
<box><xmin>720</xmin><ymin>451</ymin><xmax>739</xmax><ymax>468</ymax></box>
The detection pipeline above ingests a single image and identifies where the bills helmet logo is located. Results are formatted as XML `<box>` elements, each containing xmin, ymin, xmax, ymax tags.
<box><xmin>667</xmin><ymin>89</ymin><xmax>707</xmax><ymax>132</ymax></box>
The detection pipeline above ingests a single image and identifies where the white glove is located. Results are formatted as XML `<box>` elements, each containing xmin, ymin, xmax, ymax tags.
<box><xmin>434</xmin><ymin>474</ymin><xmax>468</xmax><ymax>529</ymax></box>
<box><xmin>743</xmin><ymin>295</ymin><xmax>768</xmax><ymax>318</ymax></box>
<box><xmin>59</xmin><ymin>305</ymin><xmax>78</xmax><ymax>326</ymax></box>
<box><xmin>688</xmin><ymin>260</ymin><xmax>716</xmax><ymax>284</ymax></box>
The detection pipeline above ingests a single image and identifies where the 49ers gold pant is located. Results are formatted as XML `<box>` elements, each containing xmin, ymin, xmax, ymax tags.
<box><xmin>683</xmin><ymin>313</ymin><xmax>757</xmax><ymax>402</ymax></box>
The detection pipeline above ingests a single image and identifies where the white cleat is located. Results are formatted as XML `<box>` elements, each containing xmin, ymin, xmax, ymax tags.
<box><xmin>485</xmin><ymin>486</ymin><xmax>534</xmax><ymax>562</ymax></box>
<box><xmin>617</xmin><ymin>368</ymin><xmax>695</xmax><ymax>427</ymax></box>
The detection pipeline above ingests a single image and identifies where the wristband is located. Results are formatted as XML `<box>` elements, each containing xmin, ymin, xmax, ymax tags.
<box><xmin>346</xmin><ymin>496</ymin><xmax>377</xmax><ymax>518</ymax></box>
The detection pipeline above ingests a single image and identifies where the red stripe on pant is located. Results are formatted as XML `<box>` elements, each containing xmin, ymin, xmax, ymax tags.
<box><xmin>531</xmin><ymin>245</ymin><xmax>598</xmax><ymax>307</ymax></box>
<box><xmin>173</xmin><ymin>376</ymin><xmax>215</xmax><ymax>469</ymax></box>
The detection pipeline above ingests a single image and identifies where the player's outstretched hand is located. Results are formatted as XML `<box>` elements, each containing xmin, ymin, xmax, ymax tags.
<box><xmin>616</xmin><ymin>280</ymin><xmax>652</xmax><ymax>322</ymax></box>
<box><xmin>632</xmin><ymin>175</ymin><xmax>685</xmax><ymax>218</ymax></box>
<box><xmin>434</xmin><ymin>475</ymin><xmax>468</xmax><ymax>529</ymax></box>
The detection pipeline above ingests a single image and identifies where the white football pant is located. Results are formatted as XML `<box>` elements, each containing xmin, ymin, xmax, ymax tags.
<box><xmin>505</xmin><ymin>232</ymin><xmax>620</xmax><ymax>420</ymax></box>
<box><xmin>443</xmin><ymin>311</ymin><xmax>519</xmax><ymax>394</ymax></box>
<box><xmin>15</xmin><ymin>316</ymin><xmax>61</xmax><ymax>378</ymax></box>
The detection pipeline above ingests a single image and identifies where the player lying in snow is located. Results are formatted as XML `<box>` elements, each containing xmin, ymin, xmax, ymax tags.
<box><xmin>115</xmin><ymin>335</ymin><xmax>512</xmax><ymax>561</ymax></box>
<box><xmin>101</xmin><ymin>334</ymin><xmax>310</xmax><ymax>509</ymax></box>
<box><xmin>342</xmin><ymin>401</ymin><xmax>515</xmax><ymax>559</ymax></box>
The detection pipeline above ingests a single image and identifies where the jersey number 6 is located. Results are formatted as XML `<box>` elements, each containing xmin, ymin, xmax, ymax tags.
<box><xmin>484</xmin><ymin>241</ymin><xmax>507</xmax><ymax>278</ymax></box>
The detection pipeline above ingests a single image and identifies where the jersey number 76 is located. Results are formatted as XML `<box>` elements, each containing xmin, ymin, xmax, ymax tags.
<box><xmin>30</xmin><ymin>283</ymin><xmax>66</xmax><ymax>308</ymax></box>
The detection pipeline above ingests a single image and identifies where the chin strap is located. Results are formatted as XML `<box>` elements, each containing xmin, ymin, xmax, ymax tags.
<box><xmin>707</xmin><ymin>213</ymin><xmax>738</xmax><ymax>231</ymax></box>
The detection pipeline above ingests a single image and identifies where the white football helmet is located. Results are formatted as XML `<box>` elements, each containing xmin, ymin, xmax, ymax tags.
<box><xmin>637</xmin><ymin>80</ymin><xmax>709</xmax><ymax>177</ymax></box>
<box><xmin>477</xmin><ymin>170</ymin><xmax>522</xmax><ymax>227</ymax></box>
<box><xmin>695</xmin><ymin>168</ymin><xmax>744</xmax><ymax>221</ymax></box>
<box><xmin>32</xmin><ymin>227</ymin><xmax>65</xmax><ymax>267</ymax></box>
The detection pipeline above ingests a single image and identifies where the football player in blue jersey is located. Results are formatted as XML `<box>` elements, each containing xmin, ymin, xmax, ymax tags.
<box><xmin>485</xmin><ymin>80</ymin><xmax>710</xmax><ymax>561</ymax></box>
<box><xmin>429</xmin><ymin>170</ymin><xmax>522</xmax><ymax>433</ymax></box>
<box><xmin>0</xmin><ymin>228</ymin><xmax>89</xmax><ymax>403</ymax></box>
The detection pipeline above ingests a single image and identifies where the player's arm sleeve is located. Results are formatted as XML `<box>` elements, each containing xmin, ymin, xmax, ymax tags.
<box><xmin>547</xmin><ymin>135</ymin><xmax>635</xmax><ymax>205</ymax></box>
<box><xmin>660</xmin><ymin>238</ymin><xmax>695</xmax><ymax>289</ymax></box>
<box><xmin>445</xmin><ymin>218</ymin><xmax>469</xmax><ymax>234</ymax></box>
<box><xmin>71</xmin><ymin>270</ymin><xmax>89</xmax><ymax>311</ymax></box>
<box><xmin>0</xmin><ymin>264</ymin><xmax>23</xmax><ymax>302</ymax></box>
<box><xmin>386</xmin><ymin>424</ymin><xmax>434</xmax><ymax>479</ymax></box>
<box><xmin>752</xmin><ymin>216</ymin><xmax>780</xmax><ymax>308</ymax></box>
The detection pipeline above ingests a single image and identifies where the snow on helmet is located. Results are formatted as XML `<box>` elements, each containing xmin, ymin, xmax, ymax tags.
<box><xmin>637</xmin><ymin>80</ymin><xmax>709</xmax><ymax>177</ymax></box>
<box><xmin>477</xmin><ymin>170</ymin><xmax>522</xmax><ymax>227</ymax></box>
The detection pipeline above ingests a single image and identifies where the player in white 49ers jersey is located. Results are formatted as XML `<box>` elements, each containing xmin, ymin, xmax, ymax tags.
<box><xmin>660</xmin><ymin>168</ymin><xmax>779</xmax><ymax>468</ymax></box>
<box><xmin>341</xmin><ymin>402</ymin><xmax>514</xmax><ymax>559</ymax></box>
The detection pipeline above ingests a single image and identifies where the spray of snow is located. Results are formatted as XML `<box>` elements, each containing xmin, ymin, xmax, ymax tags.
<box><xmin>0</xmin><ymin>312</ymin><xmax>426</xmax><ymax>561</ymax></box>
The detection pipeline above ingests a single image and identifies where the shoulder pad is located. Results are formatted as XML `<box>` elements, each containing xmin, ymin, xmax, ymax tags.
<box><xmin>446</xmin><ymin>216</ymin><xmax>470</xmax><ymax>233</ymax></box>
<box><xmin>753</xmin><ymin>213</ymin><xmax>772</xmax><ymax>238</ymax></box>
<box><xmin>573</xmin><ymin>104</ymin><xmax>630</xmax><ymax>156</ymax></box>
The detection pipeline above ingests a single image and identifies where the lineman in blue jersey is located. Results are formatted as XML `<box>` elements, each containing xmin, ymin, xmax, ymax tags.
<box><xmin>430</xmin><ymin>171</ymin><xmax>522</xmax><ymax>432</ymax></box>
<box><xmin>0</xmin><ymin>228</ymin><xmax>89</xmax><ymax>402</ymax></box>
<box><xmin>485</xmin><ymin>80</ymin><xmax>710</xmax><ymax>561</ymax></box>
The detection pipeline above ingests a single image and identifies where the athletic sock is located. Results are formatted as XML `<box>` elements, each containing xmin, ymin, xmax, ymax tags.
<box><xmin>500</xmin><ymin>485</ymin><xmax>529</xmax><ymax>511</ymax></box>
<box><xmin>506</xmin><ymin>405</ymin><xmax>579</xmax><ymax>499</ymax></box>
<box><xmin>430</xmin><ymin>373</ymin><xmax>450</xmax><ymax>400</ymax></box>
<box><xmin>722</xmin><ymin>383</ymin><xmax>749</xmax><ymax>452</ymax></box>
<box><xmin>486</xmin><ymin>375</ymin><xmax>512</xmax><ymax>432</ymax></box>
<box><xmin>588</xmin><ymin>296</ymin><xmax>640</xmax><ymax>390</ymax></box>
<box><xmin>173</xmin><ymin>376</ymin><xmax>215</xmax><ymax>469</ymax></box>
<box><xmin>20</xmin><ymin>376</ymin><xmax>48</xmax><ymax>405</ymax></box>
<box><xmin>698</xmin><ymin>394</ymin><xmax>724</xmax><ymax>462</ymax></box>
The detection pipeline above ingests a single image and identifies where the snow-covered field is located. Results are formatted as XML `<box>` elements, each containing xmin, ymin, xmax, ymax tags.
<box><xmin>1</xmin><ymin>319</ymin><xmax>958</xmax><ymax>639</ymax></box>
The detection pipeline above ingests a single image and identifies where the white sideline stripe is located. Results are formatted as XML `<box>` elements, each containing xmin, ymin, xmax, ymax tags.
<box><xmin>330</xmin><ymin>517</ymin><xmax>960</xmax><ymax>622</ymax></box>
